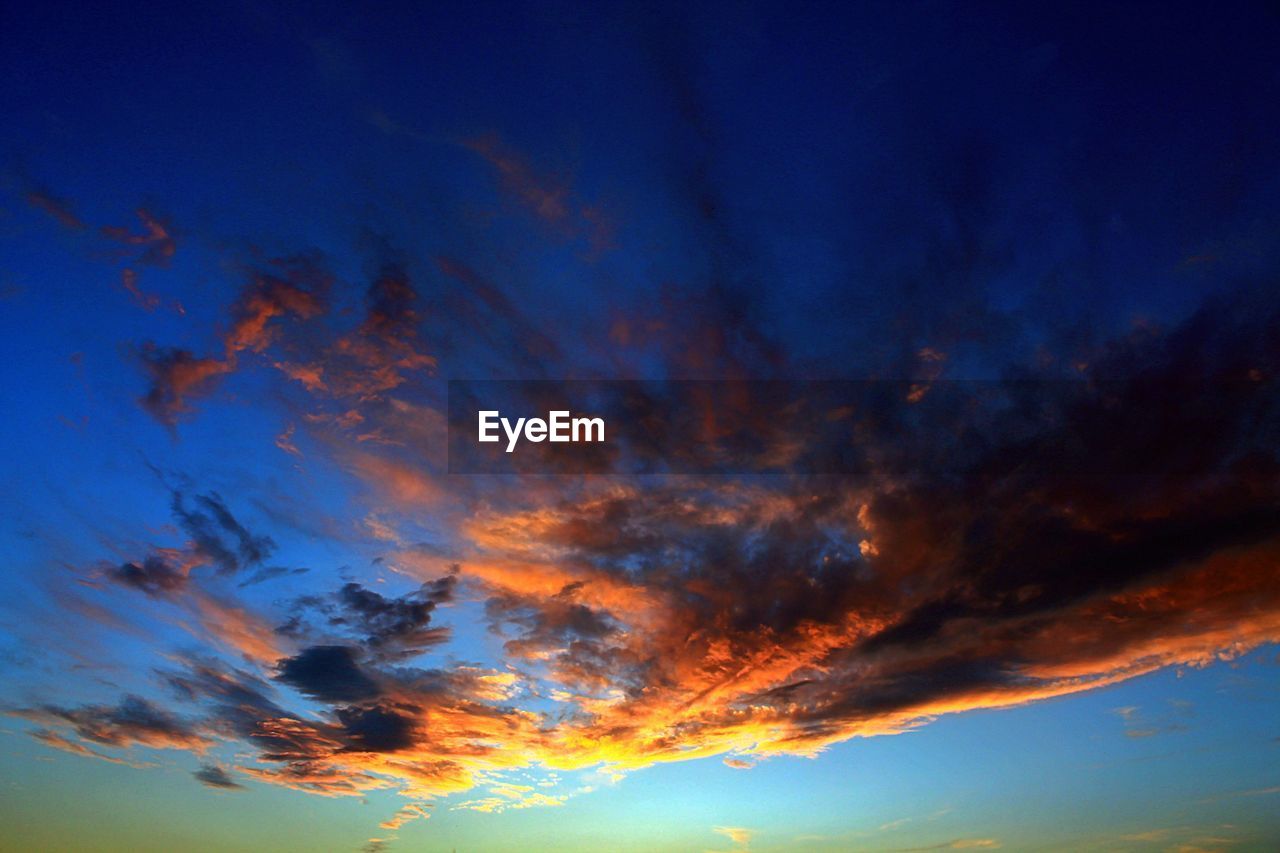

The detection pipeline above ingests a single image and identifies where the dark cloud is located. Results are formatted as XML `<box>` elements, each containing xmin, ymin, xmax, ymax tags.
<box><xmin>337</xmin><ymin>705</ymin><xmax>417</xmax><ymax>753</ymax></box>
<box><xmin>16</xmin><ymin>695</ymin><xmax>208</xmax><ymax>751</ymax></box>
<box><xmin>162</xmin><ymin>658</ymin><xmax>287</xmax><ymax>737</ymax></box>
<box><xmin>487</xmin><ymin>587</ymin><xmax>614</xmax><ymax>649</ymax></box>
<box><xmin>238</xmin><ymin>566</ymin><xmax>308</xmax><ymax>588</ymax></box>
<box><xmin>332</xmin><ymin>575</ymin><xmax>456</xmax><ymax>654</ymax></box>
<box><xmin>107</xmin><ymin>554</ymin><xmax>187</xmax><ymax>597</ymax></box>
<box><xmin>161</xmin><ymin>659</ymin><xmax>349</xmax><ymax>769</ymax></box>
<box><xmin>443</xmin><ymin>286</ymin><xmax>1280</xmax><ymax>753</ymax></box>
<box><xmin>275</xmin><ymin>646</ymin><xmax>381</xmax><ymax>703</ymax></box>
<box><xmin>278</xmin><ymin>573</ymin><xmax>457</xmax><ymax>659</ymax></box>
<box><xmin>193</xmin><ymin>763</ymin><xmax>245</xmax><ymax>790</ymax></box>
<box><xmin>172</xmin><ymin>491</ymin><xmax>275</xmax><ymax>575</ymax></box>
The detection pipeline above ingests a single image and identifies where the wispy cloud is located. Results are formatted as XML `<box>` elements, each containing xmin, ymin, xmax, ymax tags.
<box><xmin>25</xmin><ymin>187</ymin><xmax>85</xmax><ymax>230</ymax></box>
<box><xmin>712</xmin><ymin>826</ymin><xmax>754</xmax><ymax>848</ymax></box>
<box><xmin>193</xmin><ymin>763</ymin><xmax>245</xmax><ymax>790</ymax></box>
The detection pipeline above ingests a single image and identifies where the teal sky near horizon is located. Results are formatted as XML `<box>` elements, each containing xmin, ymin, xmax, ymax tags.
<box><xmin>3</xmin><ymin>2</ymin><xmax>1280</xmax><ymax>851</ymax></box>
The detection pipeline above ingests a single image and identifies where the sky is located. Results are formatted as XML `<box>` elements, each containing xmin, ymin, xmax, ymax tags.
<box><xmin>2</xmin><ymin>1</ymin><xmax>1280</xmax><ymax>851</ymax></box>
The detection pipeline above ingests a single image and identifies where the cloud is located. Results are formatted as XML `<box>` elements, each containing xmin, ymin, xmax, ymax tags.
<box><xmin>107</xmin><ymin>554</ymin><xmax>188</xmax><ymax>596</ymax></box>
<box><xmin>433</xmin><ymin>256</ymin><xmax>561</xmax><ymax>365</ymax></box>
<box><xmin>879</xmin><ymin>809</ymin><xmax>953</xmax><ymax>834</ymax></box>
<box><xmin>25</xmin><ymin>187</ymin><xmax>85</xmax><ymax>230</ymax></box>
<box><xmin>224</xmin><ymin>265</ymin><xmax>327</xmax><ymax>355</ymax></box>
<box><xmin>14</xmin><ymin>695</ymin><xmax>209</xmax><ymax>752</ymax></box>
<box><xmin>41</xmin><ymin>285</ymin><xmax>1280</xmax><ymax>834</ymax></box>
<box><xmin>484</xmin><ymin>583</ymin><xmax>618</xmax><ymax>685</ymax></box>
<box><xmin>28</xmin><ymin>729</ymin><xmax>141</xmax><ymax>766</ymax></box>
<box><xmin>1112</xmin><ymin>701</ymin><xmax>1193</xmax><ymax>739</ymax></box>
<box><xmin>405</xmin><ymin>293</ymin><xmax>1280</xmax><ymax>776</ymax></box>
<box><xmin>98</xmin><ymin>491</ymin><xmax>279</xmax><ymax>603</ymax></box>
<box><xmin>264</xmin><ymin>264</ymin><xmax>437</xmax><ymax>415</ymax></box>
<box><xmin>138</xmin><ymin>257</ymin><xmax>328</xmax><ymax>427</ymax></box>
<box><xmin>101</xmin><ymin>208</ymin><xmax>176</xmax><ymax>265</ymax></box>
<box><xmin>324</xmin><ymin>266</ymin><xmax>436</xmax><ymax>397</ymax></box>
<box><xmin>171</xmin><ymin>491</ymin><xmax>275</xmax><ymax>575</ymax></box>
<box><xmin>275</xmin><ymin>572</ymin><xmax>456</xmax><ymax>662</ymax></box>
<box><xmin>190</xmin><ymin>593</ymin><xmax>287</xmax><ymax>664</ymax></box>
<box><xmin>238</xmin><ymin>565</ymin><xmax>307</xmax><ymax>588</ymax></box>
<box><xmin>275</xmin><ymin>424</ymin><xmax>302</xmax><ymax>457</ymax></box>
<box><xmin>452</xmin><ymin>789</ymin><xmax>566</xmax><ymax>814</ymax></box>
<box><xmin>19</xmin><ymin>130</ymin><xmax>1280</xmax><ymax>845</ymax></box>
<box><xmin>713</xmin><ymin>826</ymin><xmax>754</xmax><ymax>847</ymax></box>
<box><xmin>345</xmin><ymin>452</ymin><xmax>442</xmax><ymax>506</ymax></box>
<box><xmin>193</xmin><ymin>763</ymin><xmax>245</xmax><ymax>790</ymax></box>
<box><xmin>138</xmin><ymin>345</ymin><xmax>232</xmax><ymax>427</ymax></box>
<box><xmin>121</xmin><ymin>268</ymin><xmax>162</xmax><ymax>312</ymax></box>
<box><xmin>379</xmin><ymin>801</ymin><xmax>430</xmax><ymax>830</ymax></box>
<box><xmin>331</xmin><ymin>576</ymin><xmax>455</xmax><ymax>656</ymax></box>
<box><xmin>465</xmin><ymin>135</ymin><xmax>573</xmax><ymax>229</ymax></box>
<box><xmin>461</xmin><ymin>136</ymin><xmax>615</xmax><ymax>255</ymax></box>
<box><xmin>275</xmin><ymin>646</ymin><xmax>381</xmax><ymax>702</ymax></box>
<box><xmin>336</xmin><ymin>705</ymin><xmax>417</xmax><ymax>753</ymax></box>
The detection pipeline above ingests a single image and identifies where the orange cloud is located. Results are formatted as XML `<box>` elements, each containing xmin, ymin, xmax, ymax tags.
<box><xmin>101</xmin><ymin>208</ymin><xmax>176</xmax><ymax>264</ymax></box>
<box><xmin>348</xmin><ymin>452</ymin><xmax>442</xmax><ymax>506</ymax></box>
<box><xmin>188</xmin><ymin>593</ymin><xmax>287</xmax><ymax>665</ymax></box>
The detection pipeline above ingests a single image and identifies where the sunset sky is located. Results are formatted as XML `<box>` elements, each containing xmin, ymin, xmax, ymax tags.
<box><xmin>2</xmin><ymin>2</ymin><xmax>1279</xmax><ymax>851</ymax></box>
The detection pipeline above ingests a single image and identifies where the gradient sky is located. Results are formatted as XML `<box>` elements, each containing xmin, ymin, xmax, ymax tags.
<box><xmin>3</xmin><ymin>2</ymin><xmax>1280</xmax><ymax>851</ymax></box>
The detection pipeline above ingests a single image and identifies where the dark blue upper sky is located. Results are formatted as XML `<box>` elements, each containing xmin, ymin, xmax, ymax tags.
<box><xmin>7</xmin><ymin>0</ymin><xmax>1279</xmax><ymax>381</ymax></box>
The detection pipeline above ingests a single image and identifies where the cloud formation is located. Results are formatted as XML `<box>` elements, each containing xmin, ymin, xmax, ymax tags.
<box><xmin>16</xmin><ymin>696</ymin><xmax>209</xmax><ymax>752</ymax></box>
<box><xmin>193</xmin><ymin>763</ymin><xmax>245</xmax><ymax>790</ymax></box>
<box><xmin>101</xmin><ymin>208</ymin><xmax>176</xmax><ymax>266</ymax></box>
<box><xmin>11</xmin><ymin>130</ymin><xmax>1280</xmax><ymax>846</ymax></box>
